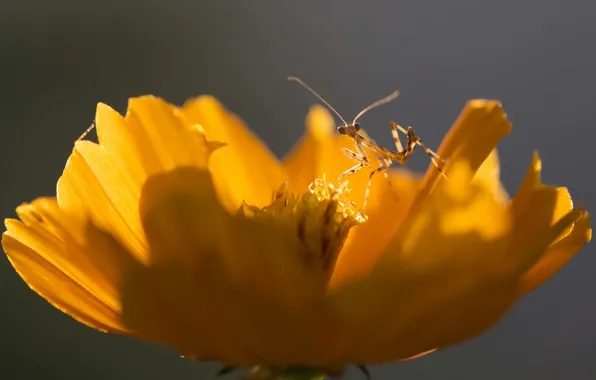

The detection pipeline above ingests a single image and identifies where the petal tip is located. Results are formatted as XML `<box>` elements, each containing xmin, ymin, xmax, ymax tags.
<box><xmin>578</xmin><ymin>211</ymin><xmax>592</xmax><ymax>243</ymax></box>
<box><xmin>531</xmin><ymin>151</ymin><xmax>542</xmax><ymax>172</ymax></box>
<box><xmin>183</xmin><ymin>95</ymin><xmax>222</xmax><ymax>111</ymax></box>
<box><xmin>96</xmin><ymin>102</ymin><xmax>116</xmax><ymax>115</ymax></box>
<box><xmin>126</xmin><ymin>95</ymin><xmax>173</xmax><ymax>115</ymax></box>
<box><xmin>306</xmin><ymin>104</ymin><xmax>335</xmax><ymax>140</ymax></box>
<box><xmin>467</xmin><ymin>99</ymin><xmax>502</xmax><ymax>108</ymax></box>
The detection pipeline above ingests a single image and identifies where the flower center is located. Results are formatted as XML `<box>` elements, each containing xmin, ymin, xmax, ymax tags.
<box><xmin>240</xmin><ymin>176</ymin><xmax>367</xmax><ymax>277</ymax></box>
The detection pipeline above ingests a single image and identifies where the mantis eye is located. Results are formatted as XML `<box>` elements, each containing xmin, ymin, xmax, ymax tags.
<box><xmin>354</xmin><ymin>122</ymin><xmax>361</xmax><ymax>132</ymax></box>
<box><xmin>337</xmin><ymin>126</ymin><xmax>347</xmax><ymax>135</ymax></box>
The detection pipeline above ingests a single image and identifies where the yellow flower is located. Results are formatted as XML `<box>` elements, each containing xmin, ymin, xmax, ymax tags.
<box><xmin>2</xmin><ymin>95</ymin><xmax>591</xmax><ymax>376</ymax></box>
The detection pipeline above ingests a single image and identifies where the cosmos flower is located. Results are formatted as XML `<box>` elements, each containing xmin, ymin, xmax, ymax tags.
<box><xmin>2</xmin><ymin>95</ymin><xmax>590</xmax><ymax>379</ymax></box>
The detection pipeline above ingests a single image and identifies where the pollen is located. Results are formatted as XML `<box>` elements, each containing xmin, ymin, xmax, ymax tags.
<box><xmin>240</xmin><ymin>176</ymin><xmax>367</xmax><ymax>276</ymax></box>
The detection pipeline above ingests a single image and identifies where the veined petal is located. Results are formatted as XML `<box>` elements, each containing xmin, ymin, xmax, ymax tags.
<box><xmin>2</xmin><ymin>198</ymin><xmax>140</xmax><ymax>334</ymax></box>
<box><xmin>58</xmin><ymin>98</ymin><xmax>215</xmax><ymax>261</ymax></box>
<box><xmin>57</xmin><ymin>141</ymin><xmax>148</xmax><ymax>261</ymax></box>
<box><xmin>330</xmin><ymin>162</ymin><xmax>514</xmax><ymax>363</ymax></box>
<box><xmin>183</xmin><ymin>96</ymin><xmax>285</xmax><ymax>210</ymax></box>
<box><xmin>518</xmin><ymin>211</ymin><xmax>591</xmax><ymax>295</ymax></box>
<box><xmin>96</xmin><ymin>97</ymin><xmax>212</xmax><ymax>185</ymax></box>
<box><xmin>419</xmin><ymin>100</ymin><xmax>512</xmax><ymax>199</ymax></box>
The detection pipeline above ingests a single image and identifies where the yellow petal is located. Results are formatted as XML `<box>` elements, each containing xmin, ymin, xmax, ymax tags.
<box><xmin>517</xmin><ymin>211</ymin><xmax>591</xmax><ymax>295</ymax></box>
<box><xmin>96</xmin><ymin>97</ymin><xmax>211</xmax><ymax>184</ymax></box>
<box><xmin>330</xmin><ymin>162</ymin><xmax>514</xmax><ymax>363</ymax></box>
<box><xmin>58</xmin><ymin>97</ymin><xmax>217</xmax><ymax>261</ymax></box>
<box><xmin>183</xmin><ymin>96</ymin><xmax>285</xmax><ymax>210</ymax></box>
<box><xmin>507</xmin><ymin>187</ymin><xmax>579</xmax><ymax>273</ymax></box>
<box><xmin>506</xmin><ymin>154</ymin><xmax>581</xmax><ymax>275</ymax></box>
<box><xmin>57</xmin><ymin>141</ymin><xmax>148</xmax><ymax>261</ymax></box>
<box><xmin>510</xmin><ymin>151</ymin><xmax>543</xmax><ymax>216</ymax></box>
<box><xmin>283</xmin><ymin>105</ymin><xmax>382</xmax><ymax>204</ymax></box>
<box><xmin>510</xmin><ymin>152</ymin><xmax>574</xmax><ymax>245</ymax></box>
<box><xmin>330</xmin><ymin>169</ymin><xmax>421</xmax><ymax>290</ymax></box>
<box><xmin>474</xmin><ymin>149</ymin><xmax>509</xmax><ymax>203</ymax></box>
<box><xmin>128</xmin><ymin>166</ymin><xmax>334</xmax><ymax>366</ymax></box>
<box><xmin>419</xmin><ymin>100</ymin><xmax>512</xmax><ymax>199</ymax></box>
<box><xmin>2</xmin><ymin>198</ymin><xmax>139</xmax><ymax>334</ymax></box>
<box><xmin>283</xmin><ymin>105</ymin><xmax>337</xmax><ymax>193</ymax></box>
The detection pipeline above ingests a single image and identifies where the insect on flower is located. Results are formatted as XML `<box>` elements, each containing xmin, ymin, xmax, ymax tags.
<box><xmin>288</xmin><ymin>76</ymin><xmax>447</xmax><ymax>208</ymax></box>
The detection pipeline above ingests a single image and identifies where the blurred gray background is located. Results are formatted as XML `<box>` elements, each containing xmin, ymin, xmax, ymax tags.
<box><xmin>1</xmin><ymin>1</ymin><xmax>595</xmax><ymax>379</ymax></box>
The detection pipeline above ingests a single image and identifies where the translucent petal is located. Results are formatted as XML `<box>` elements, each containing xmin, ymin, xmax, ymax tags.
<box><xmin>330</xmin><ymin>169</ymin><xmax>421</xmax><ymax>289</ymax></box>
<box><xmin>507</xmin><ymin>153</ymin><xmax>585</xmax><ymax>276</ymax></box>
<box><xmin>507</xmin><ymin>187</ymin><xmax>579</xmax><ymax>275</ymax></box>
<box><xmin>183</xmin><ymin>96</ymin><xmax>285</xmax><ymax>210</ymax></box>
<box><xmin>58</xmin><ymin>97</ymin><xmax>214</xmax><ymax>261</ymax></box>
<box><xmin>2</xmin><ymin>198</ymin><xmax>139</xmax><ymax>334</ymax></box>
<box><xmin>518</xmin><ymin>211</ymin><xmax>591</xmax><ymax>295</ymax></box>
<box><xmin>329</xmin><ymin>162</ymin><xmax>514</xmax><ymax>363</ymax></box>
<box><xmin>57</xmin><ymin>141</ymin><xmax>148</xmax><ymax>261</ymax></box>
<box><xmin>419</xmin><ymin>100</ymin><xmax>512</xmax><ymax>199</ymax></box>
<box><xmin>511</xmin><ymin>152</ymin><xmax>545</xmax><ymax>218</ymax></box>
<box><xmin>96</xmin><ymin>97</ymin><xmax>211</xmax><ymax>182</ymax></box>
<box><xmin>283</xmin><ymin>105</ymin><xmax>337</xmax><ymax>193</ymax></box>
<box><xmin>474</xmin><ymin>149</ymin><xmax>509</xmax><ymax>203</ymax></box>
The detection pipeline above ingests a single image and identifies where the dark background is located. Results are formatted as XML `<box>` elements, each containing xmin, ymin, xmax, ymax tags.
<box><xmin>1</xmin><ymin>1</ymin><xmax>595</xmax><ymax>379</ymax></box>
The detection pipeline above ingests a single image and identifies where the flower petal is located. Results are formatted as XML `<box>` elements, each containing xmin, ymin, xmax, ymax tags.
<box><xmin>474</xmin><ymin>149</ymin><xmax>509</xmax><ymax>203</ymax></box>
<box><xmin>58</xmin><ymin>98</ymin><xmax>216</xmax><ymax>260</ymax></box>
<box><xmin>2</xmin><ymin>198</ymin><xmax>140</xmax><ymax>334</ymax></box>
<box><xmin>96</xmin><ymin>96</ymin><xmax>211</xmax><ymax>184</ymax></box>
<box><xmin>330</xmin><ymin>169</ymin><xmax>421</xmax><ymax>290</ymax></box>
<box><xmin>510</xmin><ymin>151</ymin><xmax>543</xmax><ymax>216</ymax></box>
<box><xmin>283</xmin><ymin>105</ymin><xmax>337</xmax><ymax>193</ymax></box>
<box><xmin>125</xmin><ymin>166</ymin><xmax>335</xmax><ymax>366</ymax></box>
<box><xmin>506</xmin><ymin>153</ymin><xmax>584</xmax><ymax>276</ymax></box>
<box><xmin>419</xmin><ymin>100</ymin><xmax>512</xmax><ymax>198</ymax></box>
<box><xmin>183</xmin><ymin>96</ymin><xmax>285</xmax><ymax>210</ymax></box>
<box><xmin>517</xmin><ymin>211</ymin><xmax>591</xmax><ymax>295</ymax></box>
<box><xmin>57</xmin><ymin>141</ymin><xmax>148</xmax><ymax>261</ymax></box>
<box><xmin>330</xmin><ymin>162</ymin><xmax>514</xmax><ymax>363</ymax></box>
<box><xmin>507</xmin><ymin>186</ymin><xmax>578</xmax><ymax>272</ymax></box>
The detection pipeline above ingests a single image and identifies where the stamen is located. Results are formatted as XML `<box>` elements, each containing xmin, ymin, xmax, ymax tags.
<box><xmin>308</xmin><ymin>175</ymin><xmax>368</xmax><ymax>225</ymax></box>
<box><xmin>240</xmin><ymin>176</ymin><xmax>367</xmax><ymax>275</ymax></box>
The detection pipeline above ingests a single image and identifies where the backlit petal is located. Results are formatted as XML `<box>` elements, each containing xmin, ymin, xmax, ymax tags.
<box><xmin>330</xmin><ymin>169</ymin><xmax>421</xmax><ymax>289</ymax></box>
<box><xmin>474</xmin><ymin>149</ymin><xmax>509</xmax><ymax>203</ymax></box>
<box><xmin>57</xmin><ymin>141</ymin><xmax>148</xmax><ymax>261</ymax></box>
<box><xmin>58</xmin><ymin>98</ymin><xmax>215</xmax><ymax>261</ymax></box>
<box><xmin>510</xmin><ymin>152</ymin><xmax>544</xmax><ymax>218</ymax></box>
<box><xmin>507</xmin><ymin>153</ymin><xmax>584</xmax><ymax>276</ymax></box>
<box><xmin>518</xmin><ymin>211</ymin><xmax>591</xmax><ymax>295</ymax></box>
<box><xmin>330</xmin><ymin>162</ymin><xmax>514</xmax><ymax>363</ymax></box>
<box><xmin>283</xmin><ymin>105</ymin><xmax>337</xmax><ymax>193</ymax></box>
<box><xmin>97</xmin><ymin>97</ymin><xmax>211</xmax><ymax>183</ymax></box>
<box><xmin>507</xmin><ymin>187</ymin><xmax>579</xmax><ymax>274</ymax></box>
<box><xmin>183</xmin><ymin>96</ymin><xmax>285</xmax><ymax>210</ymax></box>
<box><xmin>2</xmin><ymin>198</ymin><xmax>140</xmax><ymax>334</ymax></box>
<box><xmin>419</xmin><ymin>100</ymin><xmax>512</xmax><ymax>199</ymax></box>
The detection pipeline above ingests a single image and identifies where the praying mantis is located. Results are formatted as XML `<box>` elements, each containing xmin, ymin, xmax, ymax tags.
<box><xmin>288</xmin><ymin>76</ymin><xmax>446</xmax><ymax>208</ymax></box>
